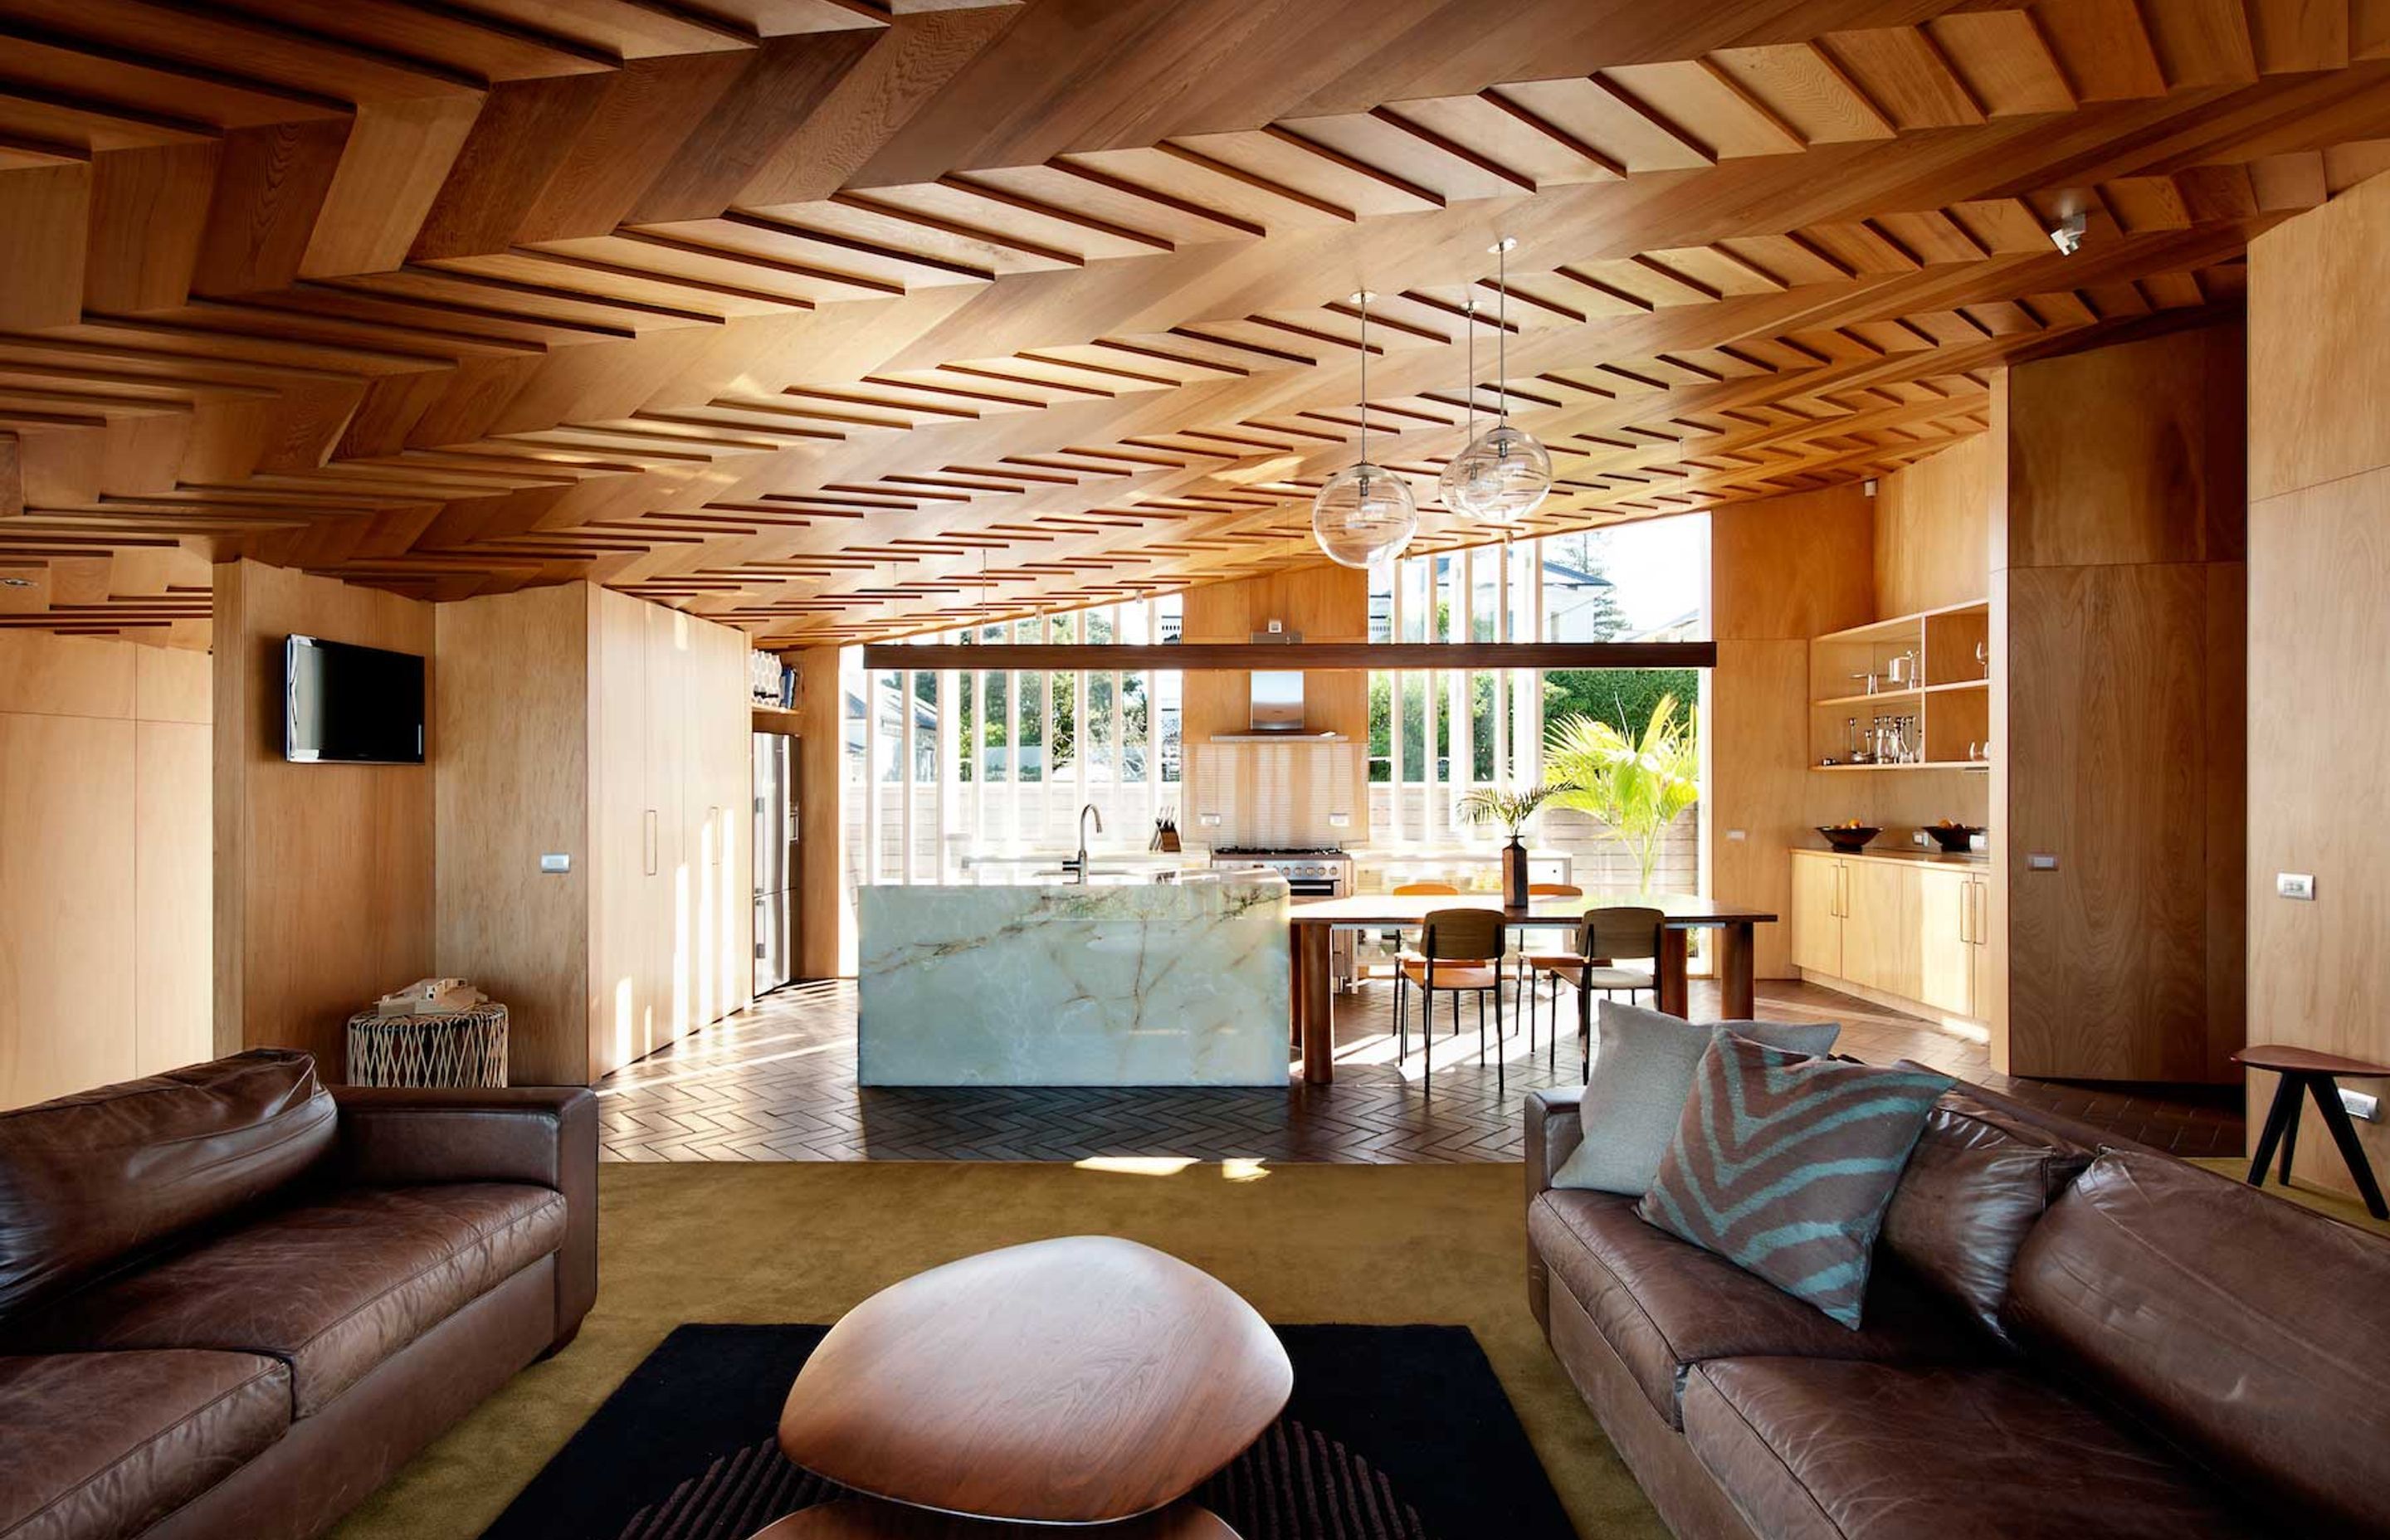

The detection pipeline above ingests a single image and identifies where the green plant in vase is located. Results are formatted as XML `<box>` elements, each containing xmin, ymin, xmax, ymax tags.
<box><xmin>1456</xmin><ymin>782</ymin><xmax>1568</xmax><ymax>906</ymax></box>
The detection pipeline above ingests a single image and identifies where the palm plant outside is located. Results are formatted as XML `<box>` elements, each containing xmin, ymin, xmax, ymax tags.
<box><xmin>1454</xmin><ymin>782</ymin><xmax>1568</xmax><ymax>840</ymax></box>
<box><xmin>1544</xmin><ymin>692</ymin><xmax>1700</xmax><ymax>893</ymax></box>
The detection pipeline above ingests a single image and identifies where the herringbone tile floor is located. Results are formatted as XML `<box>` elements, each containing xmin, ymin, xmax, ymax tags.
<box><xmin>595</xmin><ymin>974</ymin><xmax>2243</xmax><ymax>1163</ymax></box>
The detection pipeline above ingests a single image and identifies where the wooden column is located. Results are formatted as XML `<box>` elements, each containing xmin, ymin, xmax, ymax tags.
<box><xmin>794</xmin><ymin>645</ymin><xmax>846</xmax><ymax>979</ymax></box>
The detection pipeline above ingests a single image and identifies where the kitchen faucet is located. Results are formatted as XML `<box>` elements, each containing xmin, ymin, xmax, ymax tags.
<box><xmin>1062</xmin><ymin>802</ymin><xmax>1103</xmax><ymax>883</ymax></box>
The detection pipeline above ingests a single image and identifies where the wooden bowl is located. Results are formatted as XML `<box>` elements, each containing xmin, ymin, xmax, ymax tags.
<box><xmin>1817</xmin><ymin>825</ymin><xmax>1880</xmax><ymax>853</ymax></box>
<box><xmin>1924</xmin><ymin>825</ymin><xmax>1981</xmax><ymax>854</ymax></box>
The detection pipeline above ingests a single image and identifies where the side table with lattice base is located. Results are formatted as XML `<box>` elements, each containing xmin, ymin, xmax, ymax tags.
<box><xmin>347</xmin><ymin>1002</ymin><xmax>510</xmax><ymax>1088</ymax></box>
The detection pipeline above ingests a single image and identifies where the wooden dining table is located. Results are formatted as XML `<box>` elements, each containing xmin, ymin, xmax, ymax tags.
<box><xmin>1285</xmin><ymin>893</ymin><xmax>1778</xmax><ymax>1084</ymax></box>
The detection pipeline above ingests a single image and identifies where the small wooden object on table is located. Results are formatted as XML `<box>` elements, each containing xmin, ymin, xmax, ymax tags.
<box><xmin>2237</xmin><ymin>1044</ymin><xmax>2390</xmax><ymax>1220</ymax></box>
<box><xmin>773</xmin><ymin>1236</ymin><xmax>1287</xmax><ymax>1539</ymax></box>
<box><xmin>346</xmin><ymin>978</ymin><xmax>509</xmax><ymax>1088</ymax></box>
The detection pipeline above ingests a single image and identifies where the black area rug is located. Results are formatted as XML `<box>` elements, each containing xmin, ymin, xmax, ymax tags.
<box><xmin>481</xmin><ymin>1324</ymin><xmax>1575</xmax><ymax>1540</ymax></box>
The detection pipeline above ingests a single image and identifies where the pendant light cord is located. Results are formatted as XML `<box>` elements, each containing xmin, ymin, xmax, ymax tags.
<box><xmin>1495</xmin><ymin>239</ymin><xmax>1510</xmax><ymax>427</ymax></box>
<box><xmin>1358</xmin><ymin>296</ymin><xmax>1369</xmax><ymax>468</ymax></box>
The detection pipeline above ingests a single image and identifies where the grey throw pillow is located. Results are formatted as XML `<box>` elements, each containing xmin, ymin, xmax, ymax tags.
<box><xmin>1549</xmin><ymin>1000</ymin><xmax>1841</xmax><ymax>1195</ymax></box>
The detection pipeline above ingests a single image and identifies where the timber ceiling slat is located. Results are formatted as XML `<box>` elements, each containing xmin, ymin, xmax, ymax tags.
<box><xmin>2</xmin><ymin>0</ymin><xmax>2388</xmax><ymax>645</ymax></box>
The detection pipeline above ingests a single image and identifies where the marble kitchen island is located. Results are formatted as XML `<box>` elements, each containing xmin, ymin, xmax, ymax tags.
<box><xmin>857</xmin><ymin>870</ymin><xmax>1291</xmax><ymax>1086</ymax></box>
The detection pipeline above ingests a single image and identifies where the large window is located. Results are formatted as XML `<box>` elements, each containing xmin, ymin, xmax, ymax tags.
<box><xmin>1365</xmin><ymin>517</ymin><xmax>1709</xmax><ymax>845</ymax></box>
<box><xmin>844</xmin><ymin>596</ymin><xmax>1183</xmax><ymax>883</ymax></box>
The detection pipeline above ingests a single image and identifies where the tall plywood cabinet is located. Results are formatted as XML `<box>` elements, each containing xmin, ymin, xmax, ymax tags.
<box><xmin>437</xmin><ymin>583</ymin><xmax>752</xmax><ymax>1086</ymax></box>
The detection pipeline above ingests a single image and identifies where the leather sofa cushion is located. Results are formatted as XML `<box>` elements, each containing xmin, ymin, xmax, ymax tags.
<box><xmin>2007</xmin><ymin>1150</ymin><xmax>2390</xmax><ymax>1535</ymax></box>
<box><xmin>1529</xmin><ymin>1189</ymin><xmax>1981</xmax><ymax>1429</ymax></box>
<box><xmin>7</xmin><ymin>1183</ymin><xmax>563</xmax><ymax>1417</ymax></box>
<box><xmin>0</xmin><ymin>1350</ymin><xmax>290</xmax><ymax>1540</ymax></box>
<box><xmin>1681</xmin><ymin>1357</ymin><xmax>2248</xmax><ymax>1540</ymax></box>
<box><xmin>1878</xmin><ymin>1092</ymin><xmax>2091</xmax><ymax>1345</ymax></box>
<box><xmin>0</xmin><ymin>1051</ymin><xmax>335</xmax><ymax>1319</ymax></box>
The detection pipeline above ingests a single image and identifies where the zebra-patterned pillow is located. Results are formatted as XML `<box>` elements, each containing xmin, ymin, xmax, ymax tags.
<box><xmin>1638</xmin><ymin>1029</ymin><xmax>1950</xmax><ymax>1328</ymax></box>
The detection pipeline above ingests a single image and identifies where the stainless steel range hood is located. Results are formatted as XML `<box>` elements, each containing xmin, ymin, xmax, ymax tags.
<box><xmin>1210</xmin><ymin>669</ymin><xmax>1344</xmax><ymax>741</ymax></box>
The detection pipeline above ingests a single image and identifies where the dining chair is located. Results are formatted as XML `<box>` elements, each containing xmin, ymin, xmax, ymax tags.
<box><xmin>1387</xmin><ymin>883</ymin><xmax>1463</xmax><ymax>1016</ymax></box>
<box><xmin>1395</xmin><ymin>908</ymin><xmax>1509</xmax><ymax>1094</ymax></box>
<box><xmin>1526</xmin><ymin>905</ymin><xmax>1663</xmax><ymax>1077</ymax></box>
<box><xmin>1512</xmin><ymin>882</ymin><xmax>1583</xmax><ymax>1056</ymax></box>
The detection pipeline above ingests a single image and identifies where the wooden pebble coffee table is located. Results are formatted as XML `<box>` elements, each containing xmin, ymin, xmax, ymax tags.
<box><xmin>773</xmin><ymin>1236</ymin><xmax>1290</xmax><ymax>1535</ymax></box>
<box><xmin>749</xmin><ymin>1499</ymin><xmax>1236</xmax><ymax>1539</ymax></box>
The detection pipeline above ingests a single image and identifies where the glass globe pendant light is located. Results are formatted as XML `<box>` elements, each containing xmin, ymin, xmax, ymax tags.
<box><xmin>1311</xmin><ymin>291</ymin><xmax>1418</xmax><ymax>570</ymax></box>
<box><xmin>1442</xmin><ymin>236</ymin><xmax>1553</xmax><ymax>524</ymax></box>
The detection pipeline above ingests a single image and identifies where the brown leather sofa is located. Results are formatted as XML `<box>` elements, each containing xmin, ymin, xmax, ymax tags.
<box><xmin>0</xmin><ymin>1050</ymin><xmax>597</xmax><ymax>1540</ymax></box>
<box><xmin>1526</xmin><ymin>1075</ymin><xmax>2390</xmax><ymax>1539</ymax></box>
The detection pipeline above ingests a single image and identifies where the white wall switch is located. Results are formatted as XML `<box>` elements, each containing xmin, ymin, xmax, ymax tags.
<box><xmin>1328</xmin><ymin>812</ymin><xmax>1351</xmax><ymax>828</ymax></box>
<box><xmin>2027</xmin><ymin>853</ymin><xmax>2058</xmax><ymax>871</ymax></box>
<box><xmin>539</xmin><ymin>853</ymin><xmax>572</xmax><ymax>874</ymax></box>
<box><xmin>2342</xmin><ymin>1088</ymin><xmax>2379</xmax><ymax>1123</ymax></box>
<box><xmin>1725</xmin><ymin>829</ymin><xmax>1746</xmax><ymax>842</ymax></box>
<box><xmin>2277</xmin><ymin>872</ymin><xmax>2316</xmax><ymax>901</ymax></box>
<box><xmin>1198</xmin><ymin>812</ymin><xmax>1222</xmax><ymax>827</ymax></box>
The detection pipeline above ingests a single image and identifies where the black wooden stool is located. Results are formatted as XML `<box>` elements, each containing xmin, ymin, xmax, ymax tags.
<box><xmin>2236</xmin><ymin>1045</ymin><xmax>2390</xmax><ymax>1220</ymax></box>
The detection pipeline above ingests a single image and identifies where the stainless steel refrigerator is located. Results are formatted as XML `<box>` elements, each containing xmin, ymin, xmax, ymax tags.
<box><xmin>753</xmin><ymin>732</ymin><xmax>796</xmax><ymax>992</ymax></box>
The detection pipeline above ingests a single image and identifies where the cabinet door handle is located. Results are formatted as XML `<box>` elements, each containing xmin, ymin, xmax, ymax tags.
<box><xmin>1958</xmin><ymin>880</ymin><xmax>1971</xmax><ymax>943</ymax></box>
<box><xmin>1972</xmin><ymin>880</ymin><xmax>1988</xmax><ymax>948</ymax></box>
<box><xmin>644</xmin><ymin>808</ymin><xmax>658</xmax><ymax>876</ymax></box>
<box><xmin>1835</xmin><ymin>863</ymin><xmax>1847</xmax><ymax>919</ymax></box>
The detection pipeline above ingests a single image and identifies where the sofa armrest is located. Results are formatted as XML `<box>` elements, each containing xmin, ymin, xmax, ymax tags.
<box><xmin>329</xmin><ymin>1085</ymin><xmax>597</xmax><ymax>1349</ymax></box>
<box><xmin>1524</xmin><ymin>1086</ymin><xmax>1584</xmax><ymax>1200</ymax></box>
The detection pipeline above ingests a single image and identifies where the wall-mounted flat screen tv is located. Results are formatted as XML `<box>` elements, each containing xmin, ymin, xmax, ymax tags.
<box><xmin>285</xmin><ymin>635</ymin><xmax>426</xmax><ymax>764</ymax></box>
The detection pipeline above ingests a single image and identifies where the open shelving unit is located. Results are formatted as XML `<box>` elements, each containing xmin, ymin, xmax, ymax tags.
<box><xmin>751</xmin><ymin>704</ymin><xmax>802</xmax><ymax>735</ymax></box>
<box><xmin>1809</xmin><ymin>600</ymin><xmax>1989</xmax><ymax>772</ymax></box>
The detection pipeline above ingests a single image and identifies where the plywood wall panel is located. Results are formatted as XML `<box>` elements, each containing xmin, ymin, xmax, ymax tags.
<box><xmin>1707</xmin><ymin>638</ymin><xmax>1809</xmax><ymax>979</ymax></box>
<box><xmin>0</xmin><ymin>714</ymin><xmax>136</xmax><ymax>1108</ymax></box>
<box><xmin>1710</xmin><ymin>484</ymin><xmax>1875</xmax><ymax>640</ymax></box>
<box><xmin>2246</xmin><ymin>171</ymin><xmax>2390</xmax><ymax>1197</ymax></box>
<box><xmin>213</xmin><ymin>559</ymin><xmax>436</xmax><ymax>1077</ymax></box>
<box><xmin>1874</xmin><ymin>434</ymin><xmax>1990</xmax><ymax>616</ymax></box>
<box><xmin>434</xmin><ymin>584</ymin><xmax>592</xmax><ymax>1085</ymax></box>
<box><xmin>135</xmin><ymin>718</ymin><xmax>213</xmax><ymax>1079</ymax></box>
<box><xmin>2006</xmin><ymin>324</ymin><xmax>2247</xmax><ymax>569</ymax></box>
<box><xmin>1988</xmin><ymin>320</ymin><xmax>2246</xmax><ymax>1084</ymax></box>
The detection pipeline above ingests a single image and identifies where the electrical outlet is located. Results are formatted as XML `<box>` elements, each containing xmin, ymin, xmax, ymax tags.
<box><xmin>2343</xmin><ymin>1088</ymin><xmax>2380</xmax><ymax>1123</ymax></box>
<box><xmin>1197</xmin><ymin>812</ymin><xmax>1222</xmax><ymax>827</ymax></box>
<box><xmin>1328</xmin><ymin>812</ymin><xmax>1350</xmax><ymax>828</ymax></box>
<box><xmin>2277</xmin><ymin>872</ymin><xmax>2316</xmax><ymax>901</ymax></box>
<box><xmin>539</xmin><ymin>853</ymin><xmax>572</xmax><ymax>874</ymax></box>
<box><xmin>1725</xmin><ymin>829</ymin><xmax>1747</xmax><ymax>842</ymax></box>
<box><xmin>2027</xmin><ymin>853</ymin><xmax>2058</xmax><ymax>871</ymax></box>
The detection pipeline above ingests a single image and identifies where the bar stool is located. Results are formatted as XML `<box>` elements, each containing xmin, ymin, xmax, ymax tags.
<box><xmin>1527</xmin><ymin>906</ymin><xmax>1662</xmax><ymax>1077</ymax></box>
<box><xmin>2236</xmin><ymin>1044</ymin><xmax>2390</xmax><ymax>1220</ymax></box>
<box><xmin>1395</xmin><ymin>908</ymin><xmax>1508</xmax><ymax>1095</ymax></box>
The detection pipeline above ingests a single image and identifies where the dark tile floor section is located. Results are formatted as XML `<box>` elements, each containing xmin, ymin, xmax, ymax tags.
<box><xmin>593</xmin><ymin>976</ymin><xmax>2244</xmax><ymax>1163</ymax></box>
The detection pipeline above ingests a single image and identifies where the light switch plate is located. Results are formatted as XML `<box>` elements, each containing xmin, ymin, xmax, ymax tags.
<box><xmin>1197</xmin><ymin>812</ymin><xmax>1222</xmax><ymax>827</ymax></box>
<box><xmin>1328</xmin><ymin>812</ymin><xmax>1350</xmax><ymax>828</ymax></box>
<box><xmin>2027</xmin><ymin>853</ymin><xmax>2058</xmax><ymax>871</ymax></box>
<box><xmin>2277</xmin><ymin>872</ymin><xmax>2316</xmax><ymax>901</ymax></box>
<box><xmin>539</xmin><ymin>853</ymin><xmax>572</xmax><ymax>874</ymax></box>
<box><xmin>1725</xmin><ymin>829</ymin><xmax>1746</xmax><ymax>842</ymax></box>
<box><xmin>2343</xmin><ymin>1088</ymin><xmax>2379</xmax><ymax>1123</ymax></box>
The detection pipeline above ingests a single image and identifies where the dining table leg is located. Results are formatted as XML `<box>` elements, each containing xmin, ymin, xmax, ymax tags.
<box><xmin>1297</xmin><ymin>924</ymin><xmax>1334</xmax><ymax>1084</ymax></box>
<box><xmin>1656</xmin><ymin>927</ymin><xmax>1692</xmax><ymax>1016</ymax></box>
<box><xmin>1718</xmin><ymin>921</ymin><xmax>1757</xmax><ymax>1019</ymax></box>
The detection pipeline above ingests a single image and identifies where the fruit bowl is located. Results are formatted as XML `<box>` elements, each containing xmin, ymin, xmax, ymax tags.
<box><xmin>1817</xmin><ymin>825</ymin><xmax>1880</xmax><ymax>853</ymax></box>
<box><xmin>1924</xmin><ymin>824</ymin><xmax>1982</xmax><ymax>854</ymax></box>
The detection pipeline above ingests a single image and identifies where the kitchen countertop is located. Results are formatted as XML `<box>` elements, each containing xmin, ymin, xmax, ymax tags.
<box><xmin>1792</xmin><ymin>845</ymin><xmax>1988</xmax><ymax>866</ymax></box>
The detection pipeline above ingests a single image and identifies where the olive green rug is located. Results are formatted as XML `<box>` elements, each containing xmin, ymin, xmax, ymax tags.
<box><xmin>330</xmin><ymin>1162</ymin><xmax>1661</xmax><ymax>1540</ymax></box>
